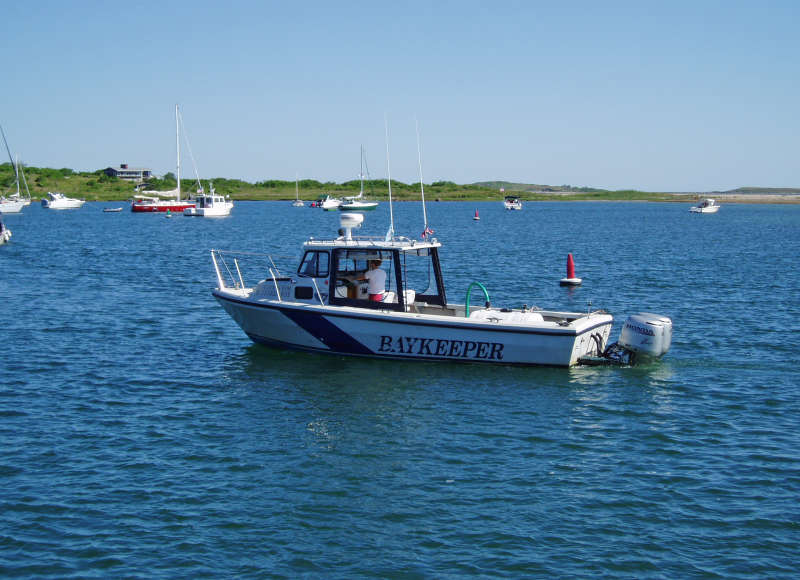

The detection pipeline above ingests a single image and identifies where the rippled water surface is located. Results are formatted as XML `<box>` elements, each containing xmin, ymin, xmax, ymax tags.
<box><xmin>1</xmin><ymin>201</ymin><xmax>799</xmax><ymax>578</ymax></box>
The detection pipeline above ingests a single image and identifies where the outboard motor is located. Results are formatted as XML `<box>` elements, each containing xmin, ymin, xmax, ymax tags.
<box><xmin>580</xmin><ymin>312</ymin><xmax>672</xmax><ymax>366</ymax></box>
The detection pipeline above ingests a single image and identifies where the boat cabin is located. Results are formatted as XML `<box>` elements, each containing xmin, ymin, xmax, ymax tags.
<box><xmin>293</xmin><ymin>235</ymin><xmax>447</xmax><ymax>313</ymax></box>
<box><xmin>195</xmin><ymin>193</ymin><xmax>228</xmax><ymax>208</ymax></box>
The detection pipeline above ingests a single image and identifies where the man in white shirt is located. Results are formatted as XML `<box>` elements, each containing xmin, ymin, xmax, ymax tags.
<box><xmin>363</xmin><ymin>259</ymin><xmax>386</xmax><ymax>302</ymax></box>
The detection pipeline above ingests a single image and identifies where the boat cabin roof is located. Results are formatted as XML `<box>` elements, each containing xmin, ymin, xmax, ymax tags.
<box><xmin>304</xmin><ymin>235</ymin><xmax>441</xmax><ymax>253</ymax></box>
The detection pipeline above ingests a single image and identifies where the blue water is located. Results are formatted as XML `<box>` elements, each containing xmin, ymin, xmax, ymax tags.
<box><xmin>1</xmin><ymin>201</ymin><xmax>798</xmax><ymax>578</ymax></box>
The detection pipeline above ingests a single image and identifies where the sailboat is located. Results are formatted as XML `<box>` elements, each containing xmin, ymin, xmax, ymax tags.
<box><xmin>340</xmin><ymin>146</ymin><xmax>379</xmax><ymax>211</ymax></box>
<box><xmin>131</xmin><ymin>105</ymin><xmax>197</xmax><ymax>213</ymax></box>
<box><xmin>292</xmin><ymin>174</ymin><xmax>304</xmax><ymax>206</ymax></box>
<box><xmin>0</xmin><ymin>125</ymin><xmax>31</xmax><ymax>213</ymax></box>
<box><xmin>473</xmin><ymin>209</ymin><xmax>480</xmax><ymax>221</ymax></box>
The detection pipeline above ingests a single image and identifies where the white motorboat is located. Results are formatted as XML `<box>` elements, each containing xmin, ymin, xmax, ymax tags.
<box><xmin>690</xmin><ymin>198</ymin><xmax>720</xmax><ymax>213</ymax></box>
<box><xmin>340</xmin><ymin>198</ymin><xmax>378</xmax><ymax>211</ymax></box>
<box><xmin>0</xmin><ymin>217</ymin><xmax>10</xmax><ymax>245</ymax></box>
<box><xmin>210</xmin><ymin>212</ymin><xmax>672</xmax><ymax>367</ymax></box>
<box><xmin>41</xmin><ymin>191</ymin><xmax>84</xmax><ymax>209</ymax></box>
<box><xmin>503</xmin><ymin>196</ymin><xmax>522</xmax><ymax>210</ymax></box>
<box><xmin>184</xmin><ymin>186</ymin><xmax>233</xmax><ymax>217</ymax></box>
<box><xmin>320</xmin><ymin>195</ymin><xmax>343</xmax><ymax>211</ymax></box>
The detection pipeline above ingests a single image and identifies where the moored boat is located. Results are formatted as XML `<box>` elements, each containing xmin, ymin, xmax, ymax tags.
<box><xmin>0</xmin><ymin>197</ymin><xmax>26</xmax><ymax>213</ymax></box>
<box><xmin>41</xmin><ymin>191</ymin><xmax>85</xmax><ymax>209</ymax></box>
<box><xmin>340</xmin><ymin>146</ymin><xmax>379</xmax><ymax>211</ymax></box>
<box><xmin>184</xmin><ymin>186</ymin><xmax>233</xmax><ymax>217</ymax></box>
<box><xmin>1</xmin><ymin>125</ymin><xmax>32</xmax><ymax>211</ymax></box>
<box><xmin>131</xmin><ymin>104</ymin><xmax>196</xmax><ymax>214</ymax></box>
<box><xmin>319</xmin><ymin>195</ymin><xmax>343</xmax><ymax>211</ymax></box>
<box><xmin>690</xmin><ymin>198</ymin><xmax>720</xmax><ymax>213</ymax></box>
<box><xmin>503</xmin><ymin>195</ymin><xmax>522</xmax><ymax>210</ymax></box>
<box><xmin>0</xmin><ymin>217</ymin><xmax>10</xmax><ymax>245</ymax></box>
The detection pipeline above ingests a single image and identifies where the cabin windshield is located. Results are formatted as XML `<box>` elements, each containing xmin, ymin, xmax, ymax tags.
<box><xmin>298</xmin><ymin>250</ymin><xmax>330</xmax><ymax>278</ymax></box>
<box><xmin>400</xmin><ymin>248</ymin><xmax>436</xmax><ymax>296</ymax></box>
<box><xmin>331</xmin><ymin>249</ymin><xmax>395</xmax><ymax>306</ymax></box>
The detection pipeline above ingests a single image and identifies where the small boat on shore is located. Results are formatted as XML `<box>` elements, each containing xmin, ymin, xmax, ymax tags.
<box><xmin>690</xmin><ymin>198</ymin><xmax>720</xmax><ymax>213</ymax></box>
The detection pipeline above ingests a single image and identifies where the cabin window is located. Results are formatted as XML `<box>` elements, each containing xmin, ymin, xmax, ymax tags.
<box><xmin>298</xmin><ymin>251</ymin><xmax>330</xmax><ymax>278</ymax></box>
<box><xmin>295</xmin><ymin>286</ymin><xmax>313</xmax><ymax>299</ymax></box>
<box><xmin>331</xmin><ymin>250</ymin><xmax>395</xmax><ymax>305</ymax></box>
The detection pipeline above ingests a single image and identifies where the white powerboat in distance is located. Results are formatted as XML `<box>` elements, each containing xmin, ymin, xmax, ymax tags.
<box><xmin>319</xmin><ymin>195</ymin><xmax>343</xmax><ymax>211</ymax></box>
<box><xmin>690</xmin><ymin>198</ymin><xmax>720</xmax><ymax>213</ymax></box>
<box><xmin>503</xmin><ymin>196</ymin><xmax>522</xmax><ymax>210</ymax></box>
<box><xmin>41</xmin><ymin>191</ymin><xmax>85</xmax><ymax>209</ymax></box>
<box><xmin>184</xmin><ymin>186</ymin><xmax>233</xmax><ymax>217</ymax></box>
<box><xmin>211</xmin><ymin>212</ymin><xmax>673</xmax><ymax>367</ymax></box>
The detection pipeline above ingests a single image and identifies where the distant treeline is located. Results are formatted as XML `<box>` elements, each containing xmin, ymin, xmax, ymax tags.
<box><xmin>11</xmin><ymin>162</ymin><xmax>777</xmax><ymax>202</ymax></box>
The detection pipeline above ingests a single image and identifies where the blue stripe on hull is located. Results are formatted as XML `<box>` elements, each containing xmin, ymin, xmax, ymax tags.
<box><xmin>279</xmin><ymin>308</ymin><xmax>374</xmax><ymax>355</ymax></box>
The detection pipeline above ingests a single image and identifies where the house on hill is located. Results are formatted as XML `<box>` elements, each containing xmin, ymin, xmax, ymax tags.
<box><xmin>104</xmin><ymin>164</ymin><xmax>152</xmax><ymax>182</ymax></box>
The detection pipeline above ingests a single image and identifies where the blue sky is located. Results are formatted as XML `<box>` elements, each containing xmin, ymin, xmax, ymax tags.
<box><xmin>3</xmin><ymin>0</ymin><xmax>799</xmax><ymax>191</ymax></box>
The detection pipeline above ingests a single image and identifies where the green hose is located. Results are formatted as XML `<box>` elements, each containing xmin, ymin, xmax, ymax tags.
<box><xmin>465</xmin><ymin>281</ymin><xmax>491</xmax><ymax>317</ymax></box>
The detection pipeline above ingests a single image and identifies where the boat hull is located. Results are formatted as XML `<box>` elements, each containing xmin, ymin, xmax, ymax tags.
<box><xmin>184</xmin><ymin>206</ymin><xmax>232</xmax><ymax>217</ymax></box>
<box><xmin>132</xmin><ymin>201</ymin><xmax>196</xmax><ymax>213</ymax></box>
<box><xmin>340</xmin><ymin>202</ymin><xmax>378</xmax><ymax>211</ymax></box>
<box><xmin>0</xmin><ymin>200</ymin><xmax>26</xmax><ymax>213</ymax></box>
<box><xmin>689</xmin><ymin>206</ymin><xmax>720</xmax><ymax>213</ymax></box>
<box><xmin>42</xmin><ymin>200</ymin><xmax>84</xmax><ymax>209</ymax></box>
<box><xmin>213</xmin><ymin>291</ymin><xmax>612</xmax><ymax>367</ymax></box>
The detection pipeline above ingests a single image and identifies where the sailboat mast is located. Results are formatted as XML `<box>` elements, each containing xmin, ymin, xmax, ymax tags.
<box><xmin>14</xmin><ymin>155</ymin><xmax>21</xmax><ymax>196</ymax></box>
<box><xmin>415</xmin><ymin>118</ymin><xmax>429</xmax><ymax>233</ymax></box>
<box><xmin>175</xmin><ymin>104</ymin><xmax>181</xmax><ymax>201</ymax></box>
<box><xmin>0</xmin><ymin>125</ymin><xmax>18</xmax><ymax>189</ymax></box>
<box><xmin>384</xmin><ymin>116</ymin><xmax>395</xmax><ymax>239</ymax></box>
<box><xmin>359</xmin><ymin>145</ymin><xmax>364</xmax><ymax>196</ymax></box>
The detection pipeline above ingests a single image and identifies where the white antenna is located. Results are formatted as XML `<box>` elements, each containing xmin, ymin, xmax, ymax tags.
<box><xmin>384</xmin><ymin>114</ymin><xmax>395</xmax><ymax>240</ymax></box>
<box><xmin>415</xmin><ymin>117</ymin><xmax>429</xmax><ymax>236</ymax></box>
<box><xmin>175</xmin><ymin>104</ymin><xmax>181</xmax><ymax>201</ymax></box>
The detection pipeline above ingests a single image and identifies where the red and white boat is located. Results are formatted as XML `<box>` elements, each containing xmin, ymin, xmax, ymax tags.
<box><xmin>131</xmin><ymin>196</ymin><xmax>195</xmax><ymax>213</ymax></box>
<box><xmin>131</xmin><ymin>104</ymin><xmax>196</xmax><ymax>213</ymax></box>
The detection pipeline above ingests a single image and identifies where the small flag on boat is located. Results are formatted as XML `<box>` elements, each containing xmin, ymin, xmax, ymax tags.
<box><xmin>421</xmin><ymin>226</ymin><xmax>434</xmax><ymax>239</ymax></box>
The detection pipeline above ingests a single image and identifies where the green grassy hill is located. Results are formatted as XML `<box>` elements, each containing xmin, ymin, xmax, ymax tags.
<box><xmin>1</xmin><ymin>163</ymin><xmax>703</xmax><ymax>202</ymax></box>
